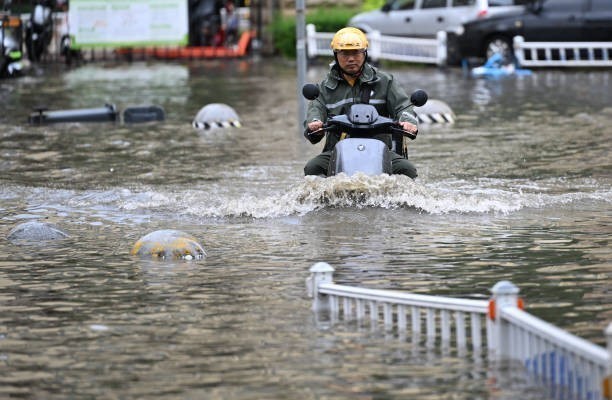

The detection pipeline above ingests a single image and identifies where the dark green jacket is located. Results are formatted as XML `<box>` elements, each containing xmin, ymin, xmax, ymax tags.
<box><xmin>304</xmin><ymin>62</ymin><xmax>418</xmax><ymax>152</ymax></box>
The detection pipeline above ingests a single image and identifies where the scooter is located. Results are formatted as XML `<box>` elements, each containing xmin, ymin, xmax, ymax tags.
<box><xmin>302</xmin><ymin>83</ymin><xmax>428</xmax><ymax>176</ymax></box>
<box><xmin>24</xmin><ymin>0</ymin><xmax>54</xmax><ymax>62</ymax></box>
<box><xmin>0</xmin><ymin>1</ymin><xmax>23</xmax><ymax>78</ymax></box>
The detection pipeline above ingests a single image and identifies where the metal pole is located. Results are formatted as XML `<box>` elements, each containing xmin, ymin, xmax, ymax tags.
<box><xmin>1</xmin><ymin>15</ymin><xmax>6</xmax><ymax>58</ymax></box>
<box><xmin>255</xmin><ymin>0</ymin><xmax>262</xmax><ymax>49</ymax></box>
<box><xmin>307</xmin><ymin>262</ymin><xmax>334</xmax><ymax>311</ymax></box>
<box><xmin>295</xmin><ymin>0</ymin><xmax>306</xmax><ymax>135</ymax></box>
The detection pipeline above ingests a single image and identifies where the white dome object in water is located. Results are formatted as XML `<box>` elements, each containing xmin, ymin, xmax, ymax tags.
<box><xmin>415</xmin><ymin>99</ymin><xmax>455</xmax><ymax>124</ymax></box>
<box><xmin>7</xmin><ymin>221</ymin><xmax>69</xmax><ymax>242</ymax></box>
<box><xmin>192</xmin><ymin>103</ymin><xmax>242</xmax><ymax>130</ymax></box>
<box><xmin>131</xmin><ymin>229</ymin><xmax>206</xmax><ymax>260</ymax></box>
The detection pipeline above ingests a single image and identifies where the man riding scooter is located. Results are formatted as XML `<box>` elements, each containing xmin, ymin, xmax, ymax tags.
<box><xmin>303</xmin><ymin>27</ymin><xmax>420</xmax><ymax>178</ymax></box>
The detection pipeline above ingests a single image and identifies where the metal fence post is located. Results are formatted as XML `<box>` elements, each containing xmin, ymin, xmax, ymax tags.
<box><xmin>490</xmin><ymin>280</ymin><xmax>520</xmax><ymax>359</ymax></box>
<box><xmin>436</xmin><ymin>30</ymin><xmax>447</xmax><ymax>67</ymax></box>
<box><xmin>306</xmin><ymin>262</ymin><xmax>334</xmax><ymax>311</ymax></box>
<box><xmin>306</xmin><ymin>24</ymin><xmax>316</xmax><ymax>59</ymax></box>
<box><xmin>514</xmin><ymin>35</ymin><xmax>525</xmax><ymax>67</ymax></box>
<box><xmin>369</xmin><ymin>30</ymin><xmax>381</xmax><ymax>63</ymax></box>
<box><xmin>605</xmin><ymin>323</ymin><xmax>612</xmax><ymax>399</ymax></box>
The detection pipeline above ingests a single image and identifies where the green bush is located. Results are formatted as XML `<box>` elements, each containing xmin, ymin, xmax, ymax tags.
<box><xmin>361</xmin><ymin>0</ymin><xmax>385</xmax><ymax>11</ymax></box>
<box><xmin>269</xmin><ymin>7</ymin><xmax>358</xmax><ymax>58</ymax></box>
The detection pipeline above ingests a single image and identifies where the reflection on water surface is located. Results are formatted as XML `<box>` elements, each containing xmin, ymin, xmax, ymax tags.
<box><xmin>0</xmin><ymin>60</ymin><xmax>610</xmax><ymax>399</ymax></box>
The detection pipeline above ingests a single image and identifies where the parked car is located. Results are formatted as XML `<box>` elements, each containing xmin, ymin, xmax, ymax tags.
<box><xmin>454</xmin><ymin>0</ymin><xmax>612</xmax><ymax>63</ymax></box>
<box><xmin>348</xmin><ymin>0</ymin><xmax>527</xmax><ymax>38</ymax></box>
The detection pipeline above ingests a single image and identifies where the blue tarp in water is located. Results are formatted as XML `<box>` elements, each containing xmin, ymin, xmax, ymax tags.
<box><xmin>470</xmin><ymin>53</ymin><xmax>532</xmax><ymax>78</ymax></box>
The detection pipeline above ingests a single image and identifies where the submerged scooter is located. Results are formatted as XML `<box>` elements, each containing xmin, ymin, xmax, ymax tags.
<box><xmin>302</xmin><ymin>83</ymin><xmax>428</xmax><ymax>176</ymax></box>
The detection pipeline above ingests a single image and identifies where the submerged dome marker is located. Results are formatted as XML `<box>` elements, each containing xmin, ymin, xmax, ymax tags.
<box><xmin>131</xmin><ymin>230</ymin><xmax>206</xmax><ymax>261</ymax></box>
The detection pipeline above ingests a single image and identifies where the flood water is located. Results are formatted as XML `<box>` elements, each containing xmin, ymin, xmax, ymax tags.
<box><xmin>0</xmin><ymin>59</ymin><xmax>610</xmax><ymax>399</ymax></box>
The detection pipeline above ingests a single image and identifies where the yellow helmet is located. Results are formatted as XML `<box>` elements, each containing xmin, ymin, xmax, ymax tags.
<box><xmin>330</xmin><ymin>27</ymin><xmax>368</xmax><ymax>52</ymax></box>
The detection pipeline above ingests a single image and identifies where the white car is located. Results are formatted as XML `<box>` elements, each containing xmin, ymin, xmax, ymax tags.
<box><xmin>348</xmin><ymin>0</ymin><xmax>526</xmax><ymax>38</ymax></box>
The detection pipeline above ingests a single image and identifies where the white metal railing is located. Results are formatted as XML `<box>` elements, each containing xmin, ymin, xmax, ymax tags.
<box><xmin>306</xmin><ymin>24</ymin><xmax>447</xmax><ymax>66</ymax></box>
<box><xmin>306</xmin><ymin>25</ymin><xmax>334</xmax><ymax>59</ymax></box>
<box><xmin>306</xmin><ymin>262</ymin><xmax>612</xmax><ymax>400</ymax></box>
<box><xmin>501</xmin><ymin>307</ymin><xmax>609</xmax><ymax>399</ymax></box>
<box><xmin>514</xmin><ymin>36</ymin><xmax>612</xmax><ymax>68</ymax></box>
<box><xmin>305</xmin><ymin>27</ymin><xmax>612</xmax><ymax>69</ymax></box>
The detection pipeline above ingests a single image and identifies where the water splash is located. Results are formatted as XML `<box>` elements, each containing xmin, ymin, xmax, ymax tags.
<box><xmin>1</xmin><ymin>175</ymin><xmax>609</xmax><ymax>222</ymax></box>
<box><xmin>173</xmin><ymin>174</ymin><xmax>611</xmax><ymax>218</ymax></box>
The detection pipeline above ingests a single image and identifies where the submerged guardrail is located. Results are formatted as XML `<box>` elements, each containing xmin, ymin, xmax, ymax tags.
<box><xmin>306</xmin><ymin>262</ymin><xmax>612</xmax><ymax>400</ymax></box>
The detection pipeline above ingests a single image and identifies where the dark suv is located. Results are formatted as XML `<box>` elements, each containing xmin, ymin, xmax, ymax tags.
<box><xmin>452</xmin><ymin>0</ymin><xmax>612</xmax><ymax>63</ymax></box>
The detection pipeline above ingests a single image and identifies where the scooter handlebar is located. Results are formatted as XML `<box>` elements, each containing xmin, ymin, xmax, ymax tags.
<box><xmin>390</xmin><ymin>124</ymin><xmax>417</xmax><ymax>140</ymax></box>
<box><xmin>303</xmin><ymin>125</ymin><xmax>331</xmax><ymax>144</ymax></box>
<box><xmin>306</xmin><ymin>121</ymin><xmax>416</xmax><ymax>140</ymax></box>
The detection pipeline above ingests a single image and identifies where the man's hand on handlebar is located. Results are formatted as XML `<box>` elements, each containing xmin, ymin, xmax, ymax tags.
<box><xmin>307</xmin><ymin>120</ymin><xmax>324</xmax><ymax>134</ymax></box>
<box><xmin>399</xmin><ymin>121</ymin><xmax>418</xmax><ymax>137</ymax></box>
<box><xmin>304</xmin><ymin>119</ymin><xmax>326</xmax><ymax>144</ymax></box>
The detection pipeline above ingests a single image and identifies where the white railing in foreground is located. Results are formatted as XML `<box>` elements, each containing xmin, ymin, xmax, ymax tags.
<box><xmin>306</xmin><ymin>262</ymin><xmax>612</xmax><ymax>400</ymax></box>
<box><xmin>514</xmin><ymin>36</ymin><xmax>612</xmax><ymax>68</ymax></box>
<box><xmin>306</xmin><ymin>24</ymin><xmax>447</xmax><ymax>66</ymax></box>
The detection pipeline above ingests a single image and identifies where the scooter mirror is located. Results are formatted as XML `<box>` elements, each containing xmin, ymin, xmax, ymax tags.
<box><xmin>302</xmin><ymin>84</ymin><xmax>320</xmax><ymax>100</ymax></box>
<box><xmin>410</xmin><ymin>89</ymin><xmax>428</xmax><ymax>107</ymax></box>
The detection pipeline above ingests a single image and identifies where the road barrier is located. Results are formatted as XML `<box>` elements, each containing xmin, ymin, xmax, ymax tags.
<box><xmin>306</xmin><ymin>24</ymin><xmax>446</xmax><ymax>66</ymax></box>
<box><xmin>306</xmin><ymin>26</ymin><xmax>612</xmax><ymax>69</ymax></box>
<box><xmin>20</xmin><ymin>11</ymin><xmax>254</xmax><ymax>63</ymax></box>
<box><xmin>514</xmin><ymin>36</ymin><xmax>612</xmax><ymax>68</ymax></box>
<box><xmin>306</xmin><ymin>262</ymin><xmax>612</xmax><ymax>400</ymax></box>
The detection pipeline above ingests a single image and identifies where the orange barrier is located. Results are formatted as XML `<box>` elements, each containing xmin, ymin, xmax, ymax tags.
<box><xmin>0</xmin><ymin>14</ymin><xmax>22</xmax><ymax>28</ymax></box>
<box><xmin>116</xmin><ymin>31</ymin><xmax>254</xmax><ymax>60</ymax></box>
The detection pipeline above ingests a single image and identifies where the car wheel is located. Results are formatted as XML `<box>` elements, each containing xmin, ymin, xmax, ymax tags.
<box><xmin>484</xmin><ymin>36</ymin><xmax>513</xmax><ymax>61</ymax></box>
